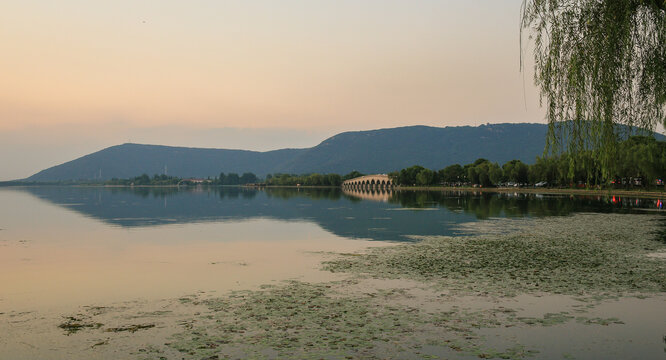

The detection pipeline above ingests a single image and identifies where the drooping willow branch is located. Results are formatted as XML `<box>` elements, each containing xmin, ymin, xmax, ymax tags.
<box><xmin>521</xmin><ymin>0</ymin><xmax>665</xmax><ymax>182</ymax></box>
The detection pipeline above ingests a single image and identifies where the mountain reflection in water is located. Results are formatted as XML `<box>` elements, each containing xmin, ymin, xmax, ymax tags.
<box><xmin>19</xmin><ymin>186</ymin><xmax>663</xmax><ymax>242</ymax></box>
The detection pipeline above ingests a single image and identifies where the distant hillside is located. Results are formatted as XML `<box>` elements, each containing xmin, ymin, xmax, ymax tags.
<box><xmin>279</xmin><ymin>123</ymin><xmax>549</xmax><ymax>174</ymax></box>
<box><xmin>24</xmin><ymin>123</ymin><xmax>664</xmax><ymax>182</ymax></box>
<box><xmin>26</xmin><ymin>144</ymin><xmax>305</xmax><ymax>182</ymax></box>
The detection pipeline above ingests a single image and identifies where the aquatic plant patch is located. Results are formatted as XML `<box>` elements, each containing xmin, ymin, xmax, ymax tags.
<box><xmin>58</xmin><ymin>315</ymin><xmax>103</xmax><ymax>335</ymax></box>
<box><xmin>105</xmin><ymin>324</ymin><xmax>156</xmax><ymax>333</ymax></box>
<box><xmin>53</xmin><ymin>213</ymin><xmax>665</xmax><ymax>359</ymax></box>
<box><xmin>324</xmin><ymin>213</ymin><xmax>666</xmax><ymax>296</ymax></box>
<box><xmin>168</xmin><ymin>281</ymin><xmax>425</xmax><ymax>359</ymax></box>
<box><xmin>166</xmin><ymin>279</ymin><xmax>638</xmax><ymax>359</ymax></box>
<box><xmin>168</xmin><ymin>282</ymin><xmax>484</xmax><ymax>358</ymax></box>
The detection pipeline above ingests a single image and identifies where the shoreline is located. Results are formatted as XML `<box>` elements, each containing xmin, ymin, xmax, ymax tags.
<box><xmin>2</xmin><ymin>183</ymin><xmax>665</xmax><ymax>198</ymax></box>
<box><xmin>396</xmin><ymin>185</ymin><xmax>666</xmax><ymax>199</ymax></box>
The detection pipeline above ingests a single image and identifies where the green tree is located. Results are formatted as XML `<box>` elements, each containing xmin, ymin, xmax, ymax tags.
<box><xmin>467</xmin><ymin>159</ymin><xmax>494</xmax><ymax>187</ymax></box>
<box><xmin>305</xmin><ymin>173</ymin><xmax>324</xmax><ymax>186</ymax></box>
<box><xmin>342</xmin><ymin>171</ymin><xmax>364</xmax><ymax>181</ymax></box>
<box><xmin>529</xmin><ymin>156</ymin><xmax>558</xmax><ymax>185</ymax></box>
<box><xmin>415</xmin><ymin>168</ymin><xmax>435</xmax><ymax>186</ymax></box>
<box><xmin>467</xmin><ymin>159</ymin><xmax>494</xmax><ymax>186</ymax></box>
<box><xmin>324</xmin><ymin>174</ymin><xmax>342</xmax><ymax>186</ymax></box>
<box><xmin>135</xmin><ymin>174</ymin><xmax>150</xmax><ymax>185</ymax></box>
<box><xmin>522</xmin><ymin>0</ymin><xmax>666</xmax><ymax>181</ymax></box>
<box><xmin>438</xmin><ymin>164</ymin><xmax>465</xmax><ymax>184</ymax></box>
<box><xmin>488</xmin><ymin>163</ymin><xmax>504</xmax><ymax>186</ymax></box>
<box><xmin>473</xmin><ymin>158</ymin><xmax>489</xmax><ymax>166</ymax></box>
<box><xmin>477</xmin><ymin>166</ymin><xmax>491</xmax><ymax>187</ymax></box>
<box><xmin>240</xmin><ymin>172</ymin><xmax>258</xmax><ymax>184</ymax></box>
<box><xmin>615</xmin><ymin>136</ymin><xmax>666</xmax><ymax>186</ymax></box>
<box><xmin>398</xmin><ymin>165</ymin><xmax>426</xmax><ymax>186</ymax></box>
<box><xmin>467</xmin><ymin>166</ymin><xmax>479</xmax><ymax>185</ymax></box>
<box><xmin>502</xmin><ymin>160</ymin><xmax>529</xmax><ymax>184</ymax></box>
<box><xmin>226</xmin><ymin>173</ymin><xmax>240</xmax><ymax>185</ymax></box>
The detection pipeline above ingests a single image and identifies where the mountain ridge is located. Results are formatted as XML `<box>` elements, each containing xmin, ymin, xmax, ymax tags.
<box><xmin>24</xmin><ymin>123</ymin><xmax>664</xmax><ymax>182</ymax></box>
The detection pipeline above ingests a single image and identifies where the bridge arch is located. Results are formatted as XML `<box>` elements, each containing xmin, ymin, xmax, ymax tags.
<box><xmin>342</xmin><ymin>174</ymin><xmax>393</xmax><ymax>189</ymax></box>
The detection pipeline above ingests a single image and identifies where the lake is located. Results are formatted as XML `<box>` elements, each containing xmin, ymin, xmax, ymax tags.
<box><xmin>0</xmin><ymin>186</ymin><xmax>664</xmax><ymax>359</ymax></box>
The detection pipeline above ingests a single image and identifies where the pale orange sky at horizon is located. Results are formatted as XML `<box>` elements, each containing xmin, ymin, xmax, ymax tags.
<box><xmin>1</xmin><ymin>0</ymin><xmax>549</xmax><ymax>179</ymax></box>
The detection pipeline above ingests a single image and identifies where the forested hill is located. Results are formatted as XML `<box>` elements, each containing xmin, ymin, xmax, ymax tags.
<box><xmin>24</xmin><ymin>123</ymin><xmax>664</xmax><ymax>182</ymax></box>
<box><xmin>278</xmin><ymin>123</ymin><xmax>548</xmax><ymax>174</ymax></box>
<box><xmin>26</xmin><ymin>144</ymin><xmax>306</xmax><ymax>182</ymax></box>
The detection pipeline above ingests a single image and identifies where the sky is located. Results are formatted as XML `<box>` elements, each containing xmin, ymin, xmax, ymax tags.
<box><xmin>0</xmin><ymin>0</ymin><xmax>549</xmax><ymax>180</ymax></box>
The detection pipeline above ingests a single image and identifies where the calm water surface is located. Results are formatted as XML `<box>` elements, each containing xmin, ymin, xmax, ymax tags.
<box><xmin>0</xmin><ymin>186</ymin><xmax>664</xmax><ymax>359</ymax></box>
<box><xmin>1</xmin><ymin>186</ymin><xmax>663</xmax><ymax>309</ymax></box>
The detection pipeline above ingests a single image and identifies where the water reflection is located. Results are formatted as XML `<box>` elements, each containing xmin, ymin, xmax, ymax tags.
<box><xmin>389</xmin><ymin>190</ymin><xmax>665</xmax><ymax>218</ymax></box>
<box><xmin>16</xmin><ymin>186</ymin><xmax>664</xmax><ymax>242</ymax></box>
<box><xmin>343</xmin><ymin>187</ymin><xmax>392</xmax><ymax>202</ymax></box>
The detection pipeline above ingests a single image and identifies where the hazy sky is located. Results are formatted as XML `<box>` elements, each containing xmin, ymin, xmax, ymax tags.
<box><xmin>1</xmin><ymin>0</ymin><xmax>548</xmax><ymax>180</ymax></box>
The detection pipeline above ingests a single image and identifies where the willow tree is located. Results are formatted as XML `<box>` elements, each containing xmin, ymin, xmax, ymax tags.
<box><xmin>521</xmin><ymin>0</ymin><xmax>665</xmax><ymax>183</ymax></box>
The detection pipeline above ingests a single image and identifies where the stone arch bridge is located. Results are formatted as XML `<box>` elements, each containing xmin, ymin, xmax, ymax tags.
<box><xmin>342</xmin><ymin>174</ymin><xmax>393</xmax><ymax>189</ymax></box>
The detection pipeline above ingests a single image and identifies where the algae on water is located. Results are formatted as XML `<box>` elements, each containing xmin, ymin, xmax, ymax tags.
<box><xmin>167</xmin><ymin>213</ymin><xmax>665</xmax><ymax>359</ymax></box>
<box><xmin>58</xmin><ymin>316</ymin><xmax>103</xmax><ymax>335</ymax></box>
<box><xmin>167</xmin><ymin>281</ymin><xmax>552</xmax><ymax>359</ymax></box>
<box><xmin>324</xmin><ymin>213</ymin><xmax>666</xmax><ymax>296</ymax></box>
<box><xmin>63</xmin><ymin>213</ymin><xmax>664</xmax><ymax>359</ymax></box>
<box><xmin>169</xmin><ymin>281</ymin><xmax>423</xmax><ymax>359</ymax></box>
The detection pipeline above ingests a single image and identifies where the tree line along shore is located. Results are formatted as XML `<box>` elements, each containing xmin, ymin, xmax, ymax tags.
<box><xmin>104</xmin><ymin>136</ymin><xmax>665</xmax><ymax>191</ymax></box>
<box><xmin>4</xmin><ymin>136</ymin><xmax>663</xmax><ymax>192</ymax></box>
